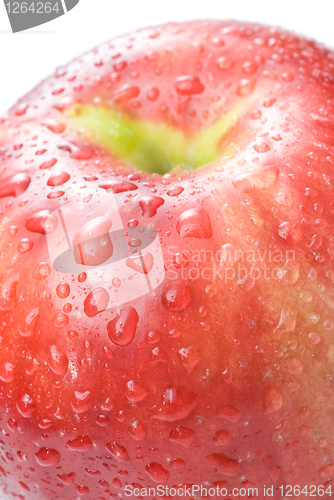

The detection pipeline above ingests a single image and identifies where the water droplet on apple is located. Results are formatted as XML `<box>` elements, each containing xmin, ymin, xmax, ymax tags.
<box><xmin>167</xmin><ymin>186</ymin><xmax>184</xmax><ymax>196</ymax></box>
<box><xmin>217</xmin><ymin>404</ymin><xmax>241</xmax><ymax>422</ymax></box>
<box><xmin>275</xmin><ymin>309</ymin><xmax>297</xmax><ymax>335</ymax></box>
<box><xmin>53</xmin><ymin>312</ymin><xmax>69</xmax><ymax>328</ymax></box>
<box><xmin>47</xmin><ymin>171</ymin><xmax>70</xmax><ymax>186</ymax></box>
<box><xmin>99</xmin><ymin>480</ymin><xmax>109</xmax><ymax>488</ymax></box>
<box><xmin>7</xmin><ymin>418</ymin><xmax>17</xmax><ymax>432</ymax></box>
<box><xmin>78</xmin><ymin>272</ymin><xmax>87</xmax><ymax>282</ymax></box>
<box><xmin>151</xmin><ymin>346</ymin><xmax>169</xmax><ymax>364</ymax></box>
<box><xmin>8</xmin><ymin>226</ymin><xmax>18</xmax><ymax>236</ymax></box>
<box><xmin>126</xmin><ymin>253</ymin><xmax>153</xmax><ymax>274</ymax></box>
<box><xmin>178</xmin><ymin>346</ymin><xmax>201</xmax><ymax>373</ymax></box>
<box><xmin>84</xmin><ymin>339</ymin><xmax>93</xmax><ymax>356</ymax></box>
<box><xmin>99</xmin><ymin>179</ymin><xmax>138</xmax><ymax>193</ymax></box>
<box><xmin>206</xmin><ymin>454</ymin><xmax>240</xmax><ymax>476</ymax></box>
<box><xmin>147</xmin><ymin>87</ymin><xmax>159</xmax><ymax>100</ymax></box>
<box><xmin>242</xmin><ymin>61</ymin><xmax>259</xmax><ymax>74</ymax></box>
<box><xmin>173</xmin><ymin>252</ymin><xmax>189</xmax><ymax>268</ymax></box>
<box><xmin>25</xmin><ymin>210</ymin><xmax>58</xmax><ymax>235</ymax></box>
<box><xmin>318</xmin><ymin>463</ymin><xmax>334</xmax><ymax>479</ymax></box>
<box><xmin>15</xmin><ymin>103</ymin><xmax>28</xmax><ymax>116</ymax></box>
<box><xmin>0</xmin><ymin>362</ymin><xmax>15</xmax><ymax>382</ymax></box>
<box><xmin>111</xmin><ymin>477</ymin><xmax>121</xmax><ymax>489</ymax></box>
<box><xmin>145</xmin><ymin>329</ymin><xmax>161</xmax><ymax>344</ymax></box>
<box><xmin>47</xmin><ymin>190</ymin><xmax>65</xmax><ymax>198</ymax></box>
<box><xmin>39</xmin><ymin>419</ymin><xmax>53</xmax><ymax>429</ymax></box>
<box><xmin>66</xmin><ymin>435</ymin><xmax>93</xmax><ymax>451</ymax></box>
<box><xmin>145</xmin><ymin>462</ymin><xmax>169</xmax><ymax>482</ymax></box>
<box><xmin>35</xmin><ymin>447</ymin><xmax>61</xmax><ymax>467</ymax></box>
<box><xmin>48</xmin><ymin>345</ymin><xmax>68</xmax><ymax>376</ymax></box>
<box><xmin>42</xmin><ymin>119</ymin><xmax>66</xmax><ymax>134</ymax></box>
<box><xmin>101</xmin><ymin>397</ymin><xmax>114</xmax><ymax>412</ymax></box>
<box><xmin>71</xmin><ymin>391</ymin><xmax>92</xmax><ymax>413</ymax></box>
<box><xmin>77</xmin><ymin>485</ymin><xmax>90</xmax><ymax>495</ymax></box>
<box><xmin>128</xmin><ymin>219</ymin><xmax>139</xmax><ymax>228</ymax></box>
<box><xmin>253</xmin><ymin>142</ymin><xmax>270</xmax><ymax>153</ymax></box>
<box><xmin>117</xmin><ymin>409</ymin><xmax>127</xmax><ymax>422</ymax></box>
<box><xmin>162</xmin><ymin>282</ymin><xmax>192</xmax><ymax>311</ymax></box>
<box><xmin>17</xmin><ymin>238</ymin><xmax>33</xmax><ymax>253</ymax></box>
<box><xmin>175</xmin><ymin>75</ymin><xmax>204</xmax><ymax>94</ymax></box>
<box><xmin>68</xmin><ymin>329</ymin><xmax>78</xmax><ymax>340</ymax></box>
<box><xmin>105</xmin><ymin>442</ymin><xmax>130</xmax><ymax>462</ymax></box>
<box><xmin>112</xmin><ymin>277</ymin><xmax>121</xmax><ymax>287</ymax></box>
<box><xmin>107</xmin><ymin>306</ymin><xmax>139</xmax><ymax>346</ymax></box>
<box><xmin>57</xmin><ymin>472</ymin><xmax>77</xmax><ymax>485</ymax></box>
<box><xmin>169</xmin><ymin>425</ymin><xmax>195</xmax><ymax>447</ymax></box>
<box><xmin>19</xmin><ymin>307</ymin><xmax>40</xmax><ymax>337</ymax></box>
<box><xmin>128</xmin><ymin>420</ymin><xmax>147</xmax><ymax>441</ymax></box>
<box><xmin>73</xmin><ymin>216</ymin><xmax>113</xmax><ymax>266</ymax></box>
<box><xmin>151</xmin><ymin>386</ymin><xmax>197</xmax><ymax>421</ymax></box>
<box><xmin>171</xmin><ymin>458</ymin><xmax>185</xmax><ymax>469</ymax></box>
<box><xmin>216</xmin><ymin>57</ymin><xmax>235</xmax><ymax>71</ymax></box>
<box><xmin>176</xmin><ymin>209</ymin><xmax>212</xmax><ymax>238</ymax></box>
<box><xmin>213</xmin><ymin>429</ymin><xmax>232</xmax><ymax>446</ymax></box>
<box><xmin>262</xmin><ymin>455</ymin><xmax>281</xmax><ymax>480</ymax></box>
<box><xmin>237</xmin><ymin>78</ymin><xmax>256</xmax><ymax>96</ymax></box>
<box><xmin>129</xmin><ymin>238</ymin><xmax>142</xmax><ymax>248</ymax></box>
<box><xmin>125</xmin><ymin>380</ymin><xmax>148</xmax><ymax>402</ymax></box>
<box><xmin>33</xmin><ymin>262</ymin><xmax>51</xmax><ymax>280</ymax></box>
<box><xmin>56</xmin><ymin>282</ymin><xmax>70</xmax><ymax>299</ymax></box>
<box><xmin>0</xmin><ymin>268</ymin><xmax>17</xmax><ymax>315</ymax></box>
<box><xmin>310</xmin><ymin>234</ymin><xmax>323</xmax><ymax>249</ymax></box>
<box><xmin>0</xmin><ymin>173</ymin><xmax>31</xmax><ymax>198</ymax></box>
<box><xmin>263</xmin><ymin>386</ymin><xmax>283</xmax><ymax>414</ymax></box>
<box><xmin>96</xmin><ymin>414</ymin><xmax>109</xmax><ymax>427</ymax></box>
<box><xmin>278</xmin><ymin>222</ymin><xmax>303</xmax><ymax>243</ymax></box>
<box><xmin>277</xmin><ymin>259</ymin><xmax>299</xmax><ymax>285</ymax></box>
<box><xmin>40</xmin><ymin>158</ymin><xmax>57</xmax><ymax>170</ymax></box>
<box><xmin>139</xmin><ymin>195</ymin><xmax>164</xmax><ymax>217</ymax></box>
<box><xmin>84</xmin><ymin>287</ymin><xmax>109</xmax><ymax>317</ymax></box>
<box><xmin>113</xmin><ymin>84</ymin><xmax>140</xmax><ymax>103</ymax></box>
<box><xmin>17</xmin><ymin>394</ymin><xmax>35</xmax><ymax>418</ymax></box>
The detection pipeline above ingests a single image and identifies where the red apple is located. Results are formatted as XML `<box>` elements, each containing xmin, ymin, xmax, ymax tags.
<box><xmin>1</xmin><ymin>19</ymin><xmax>334</xmax><ymax>500</ymax></box>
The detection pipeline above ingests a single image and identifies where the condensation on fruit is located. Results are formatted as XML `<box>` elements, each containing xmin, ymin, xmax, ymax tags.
<box><xmin>73</xmin><ymin>216</ymin><xmax>113</xmax><ymax>266</ymax></box>
<box><xmin>162</xmin><ymin>282</ymin><xmax>193</xmax><ymax>311</ymax></box>
<box><xmin>0</xmin><ymin>173</ymin><xmax>31</xmax><ymax>198</ymax></box>
<box><xmin>107</xmin><ymin>306</ymin><xmax>139</xmax><ymax>346</ymax></box>
<box><xmin>176</xmin><ymin>208</ymin><xmax>212</xmax><ymax>238</ymax></box>
<box><xmin>139</xmin><ymin>195</ymin><xmax>164</xmax><ymax>217</ymax></box>
<box><xmin>35</xmin><ymin>448</ymin><xmax>61</xmax><ymax>467</ymax></box>
<box><xmin>19</xmin><ymin>307</ymin><xmax>40</xmax><ymax>337</ymax></box>
<box><xmin>84</xmin><ymin>287</ymin><xmax>109</xmax><ymax>317</ymax></box>
<box><xmin>66</xmin><ymin>435</ymin><xmax>93</xmax><ymax>451</ymax></box>
<box><xmin>126</xmin><ymin>252</ymin><xmax>154</xmax><ymax>274</ymax></box>
<box><xmin>105</xmin><ymin>442</ymin><xmax>130</xmax><ymax>462</ymax></box>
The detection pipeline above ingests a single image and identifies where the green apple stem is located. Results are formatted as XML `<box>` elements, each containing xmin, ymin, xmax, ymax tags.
<box><xmin>68</xmin><ymin>103</ymin><xmax>246</xmax><ymax>175</ymax></box>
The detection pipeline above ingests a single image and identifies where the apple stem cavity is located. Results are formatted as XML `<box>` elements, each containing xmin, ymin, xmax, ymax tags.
<box><xmin>67</xmin><ymin>103</ymin><xmax>246</xmax><ymax>175</ymax></box>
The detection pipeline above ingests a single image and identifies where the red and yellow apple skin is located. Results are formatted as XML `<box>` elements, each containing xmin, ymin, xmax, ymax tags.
<box><xmin>1</xmin><ymin>20</ymin><xmax>334</xmax><ymax>500</ymax></box>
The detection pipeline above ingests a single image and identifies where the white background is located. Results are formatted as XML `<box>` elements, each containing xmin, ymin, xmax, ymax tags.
<box><xmin>0</xmin><ymin>0</ymin><xmax>334</xmax><ymax>117</ymax></box>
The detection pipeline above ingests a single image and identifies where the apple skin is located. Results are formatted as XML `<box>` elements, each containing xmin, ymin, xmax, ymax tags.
<box><xmin>1</xmin><ymin>19</ymin><xmax>334</xmax><ymax>500</ymax></box>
